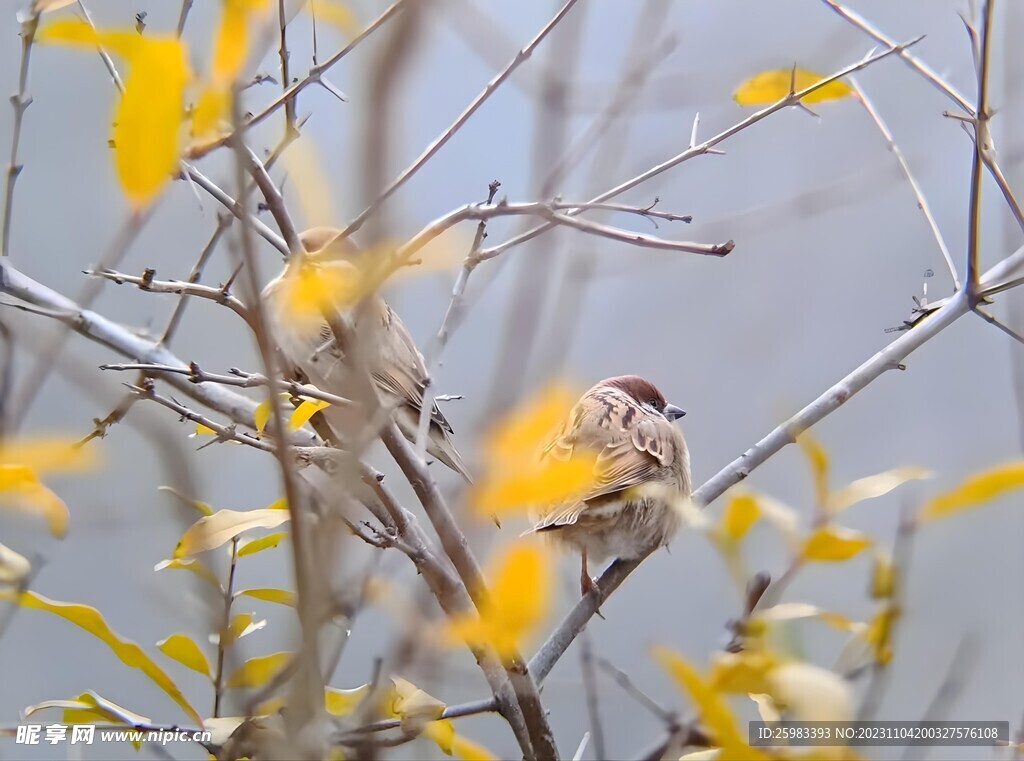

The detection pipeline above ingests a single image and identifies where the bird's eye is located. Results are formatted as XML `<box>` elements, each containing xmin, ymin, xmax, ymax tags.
<box><xmin>648</xmin><ymin>398</ymin><xmax>660</xmax><ymax>409</ymax></box>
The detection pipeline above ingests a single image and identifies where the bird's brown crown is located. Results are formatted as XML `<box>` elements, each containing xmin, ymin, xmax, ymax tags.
<box><xmin>601</xmin><ymin>375</ymin><xmax>666</xmax><ymax>408</ymax></box>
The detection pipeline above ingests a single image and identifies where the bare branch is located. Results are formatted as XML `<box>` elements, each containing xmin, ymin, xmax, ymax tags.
<box><xmin>187</xmin><ymin>0</ymin><xmax>409</xmax><ymax>161</ymax></box>
<box><xmin>2</xmin><ymin>10</ymin><xmax>39</xmax><ymax>258</ymax></box>
<box><xmin>477</xmin><ymin>37</ymin><xmax>924</xmax><ymax>259</ymax></box>
<box><xmin>819</xmin><ymin>0</ymin><xmax>973</xmax><ymax>114</ymax></box>
<box><xmin>852</xmin><ymin>78</ymin><xmax>959</xmax><ymax>290</ymax></box>
<box><xmin>340</xmin><ymin>0</ymin><xmax>585</xmax><ymax>239</ymax></box>
<box><xmin>966</xmin><ymin>0</ymin><xmax>995</xmax><ymax>303</ymax></box>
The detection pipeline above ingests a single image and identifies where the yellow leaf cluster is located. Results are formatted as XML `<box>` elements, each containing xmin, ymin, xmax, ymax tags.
<box><xmin>443</xmin><ymin>542</ymin><xmax>551</xmax><ymax>663</ymax></box>
<box><xmin>473</xmin><ymin>384</ymin><xmax>596</xmax><ymax>516</ymax></box>
<box><xmin>0</xmin><ymin>437</ymin><xmax>99</xmax><ymax>538</ymax></box>
<box><xmin>383</xmin><ymin>678</ymin><xmax>496</xmax><ymax>760</ymax></box>
<box><xmin>173</xmin><ymin>508</ymin><xmax>290</xmax><ymax>558</ymax></box>
<box><xmin>192</xmin><ymin>0</ymin><xmax>269</xmax><ymax>138</ymax></box>
<box><xmin>734</xmin><ymin>67</ymin><xmax>854</xmax><ymax>106</ymax></box>
<box><xmin>2</xmin><ymin>591</ymin><xmax>201</xmax><ymax>724</ymax></box>
<box><xmin>39</xmin><ymin>19</ymin><xmax>187</xmax><ymax>206</ymax></box>
<box><xmin>26</xmin><ymin>690</ymin><xmax>150</xmax><ymax>729</ymax></box>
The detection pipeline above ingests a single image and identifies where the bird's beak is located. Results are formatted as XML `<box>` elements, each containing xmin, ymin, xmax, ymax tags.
<box><xmin>663</xmin><ymin>403</ymin><xmax>686</xmax><ymax>421</ymax></box>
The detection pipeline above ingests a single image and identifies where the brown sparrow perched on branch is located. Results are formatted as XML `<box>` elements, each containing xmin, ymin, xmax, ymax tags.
<box><xmin>261</xmin><ymin>227</ymin><xmax>472</xmax><ymax>481</ymax></box>
<box><xmin>525</xmin><ymin>375</ymin><xmax>690</xmax><ymax>597</ymax></box>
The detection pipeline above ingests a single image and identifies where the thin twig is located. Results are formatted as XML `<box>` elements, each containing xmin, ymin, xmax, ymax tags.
<box><xmin>186</xmin><ymin>0</ymin><xmax>409</xmax><ymax>161</ymax></box>
<box><xmin>819</xmin><ymin>0</ymin><xmax>973</xmax><ymax>114</ymax></box>
<box><xmin>476</xmin><ymin>38</ymin><xmax>924</xmax><ymax>259</ymax></box>
<box><xmin>852</xmin><ymin>78</ymin><xmax>959</xmax><ymax>290</ymax></box>
<box><xmin>176</xmin><ymin>0</ymin><xmax>193</xmax><ymax>37</ymax></box>
<box><xmin>2</xmin><ymin>10</ymin><xmax>39</xmax><ymax>259</ymax></box>
<box><xmin>966</xmin><ymin>0</ymin><xmax>995</xmax><ymax>303</ymax></box>
<box><xmin>99</xmin><ymin>362</ymin><xmax>356</xmax><ymax>409</ymax></box>
<box><xmin>340</xmin><ymin>0</ymin><xmax>584</xmax><ymax>239</ymax></box>
<box><xmin>212</xmin><ymin>537</ymin><xmax>240</xmax><ymax>718</ymax></box>
<box><xmin>579</xmin><ymin>629</ymin><xmax>606</xmax><ymax>760</ymax></box>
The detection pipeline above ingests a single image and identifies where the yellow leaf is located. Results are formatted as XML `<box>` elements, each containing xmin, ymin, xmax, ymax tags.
<box><xmin>0</xmin><ymin>591</ymin><xmax>201</xmax><ymax>725</ymax></box>
<box><xmin>154</xmin><ymin>557</ymin><xmax>221</xmax><ymax>588</ymax></box>
<box><xmin>325</xmin><ymin>685</ymin><xmax>367</xmax><ymax>716</ymax></box>
<box><xmin>0</xmin><ymin>542</ymin><xmax>30</xmax><ymax>584</ymax></box>
<box><xmin>473</xmin><ymin>455</ymin><xmax>597</xmax><ymax>517</ymax></box>
<box><xmin>174</xmin><ymin>508</ymin><xmax>291</xmax><ymax>558</ymax></box>
<box><xmin>709</xmin><ymin>650</ymin><xmax>776</xmax><ymax>694</ymax></box>
<box><xmin>387</xmin><ymin>677</ymin><xmax>446</xmax><ymax>729</ymax></box>
<box><xmin>289</xmin><ymin>399</ymin><xmax>330</xmax><ymax>430</ymax></box>
<box><xmin>486</xmin><ymin>384</ymin><xmax>577</xmax><ymax>463</ymax></box>
<box><xmin>651</xmin><ymin>646</ymin><xmax>750</xmax><ymax>752</ymax></box>
<box><xmin>158</xmin><ymin>486</ymin><xmax>214</xmax><ymax>516</ymax></box>
<box><xmin>191</xmin><ymin>85</ymin><xmax>230</xmax><ymax>139</ymax></box>
<box><xmin>237</xmin><ymin>531</ymin><xmax>288</xmax><ymax>557</ymax></box>
<box><xmin>236</xmin><ymin>587</ymin><xmax>296</xmax><ymax>606</ymax></box>
<box><xmin>828</xmin><ymin>467</ymin><xmax>931</xmax><ymax>514</ymax></box>
<box><xmin>212</xmin><ymin>0</ymin><xmax>248</xmax><ymax>82</ymax></box>
<box><xmin>193</xmin><ymin>422</ymin><xmax>217</xmax><ymax>436</ymax></box>
<box><xmin>0</xmin><ymin>465</ymin><xmax>68</xmax><ymax>536</ymax></box>
<box><xmin>423</xmin><ymin>719</ymin><xmax>497</xmax><ymax>761</ymax></box>
<box><xmin>39</xmin><ymin>20</ymin><xmax>187</xmax><ymax>206</ymax></box>
<box><xmin>869</xmin><ymin>550</ymin><xmax>895</xmax><ymax>600</ymax></box>
<box><xmin>734</xmin><ymin>68</ymin><xmax>854</xmax><ymax>106</ymax></box>
<box><xmin>225</xmin><ymin>651</ymin><xmax>291</xmax><ymax>689</ymax></box>
<box><xmin>863</xmin><ymin>604</ymin><xmax>899</xmax><ymax>664</ymax></box>
<box><xmin>267</xmin><ymin>497</ymin><xmax>289</xmax><ymax>510</ymax></box>
<box><xmin>0</xmin><ymin>436</ymin><xmax>98</xmax><ymax>473</ymax></box>
<box><xmin>222</xmin><ymin>613</ymin><xmax>266</xmax><ymax>647</ymax></box>
<box><xmin>444</xmin><ymin>543</ymin><xmax>551</xmax><ymax>663</ymax></box>
<box><xmin>754</xmin><ymin>603</ymin><xmax>857</xmax><ymax>634</ymax></box>
<box><xmin>115</xmin><ymin>38</ymin><xmax>187</xmax><ymax>206</ymax></box>
<box><xmin>801</xmin><ymin>525</ymin><xmax>871</xmax><ymax>562</ymax></box>
<box><xmin>797</xmin><ymin>432</ymin><xmax>829</xmax><ymax>508</ymax></box>
<box><xmin>473</xmin><ymin>383</ymin><xmax>598</xmax><ymax>517</ymax></box>
<box><xmin>919</xmin><ymin>461</ymin><xmax>1024</xmax><ymax>520</ymax></box>
<box><xmin>767</xmin><ymin>662</ymin><xmax>853</xmax><ymax>722</ymax></box>
<box><xmin>27</xmin><ymin>691</ymin><xmax>150</xmax><ymax>728</ymax></box>
<box><xmin>254</xmin><ymin>393</ymin><xmax>291</xmax><ymax>433</ymax></box>
<box><xmin>157</xmin><ymin>634</ymin><xmax>212</xmax><ymax>678</ymax></box>
<box><xmin>272</xmin><ymin>259</ymin><xmax>362</xmax><ymax>335</ymax></box>
<box><xmin>720</xmin><ymin>494</ymin><xmax>759</xmax><ymax>541</ymax></box>
<box><xmin>307</xmin><ymin>0</ymin><xmax>360</xmax><ymax>38</ymax></box>
<box><xmin>279</xmin><ymin>138</ymin><xmax>336</xmax><ymax>230</ymax></box>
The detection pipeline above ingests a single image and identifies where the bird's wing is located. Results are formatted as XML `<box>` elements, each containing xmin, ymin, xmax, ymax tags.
<box><xmin>371</xmin><ymin>301</ymin><xmax>454</xmax><ymax>434</ymax></box>
<box><xmin>530</xmin><ymin>390</ymin><xmax>679</xmax><ymax>530</ymax></box>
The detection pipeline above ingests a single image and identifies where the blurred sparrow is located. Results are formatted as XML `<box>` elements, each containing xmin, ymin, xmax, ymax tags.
<box><xmin>262</xmin><ymin>227</ymin><xmax>472</xmax><ymax>481</ymax></box>
<box><xmin>525</xmin><ymin>375</ymin><xmax>690</xmax><ymax>597</ymax></box>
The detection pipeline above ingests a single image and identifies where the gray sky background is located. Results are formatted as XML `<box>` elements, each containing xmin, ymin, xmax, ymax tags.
<box><xmin>1</xmin><ymin>1</ymin><xmax>1023</xmax><ymax>759</ymax></box>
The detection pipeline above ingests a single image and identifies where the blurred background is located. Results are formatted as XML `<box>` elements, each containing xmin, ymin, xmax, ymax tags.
<box><xmin>1</xmin><ymin>1</ymin><xmax>1022</xmax><ymax>758</ymax></box>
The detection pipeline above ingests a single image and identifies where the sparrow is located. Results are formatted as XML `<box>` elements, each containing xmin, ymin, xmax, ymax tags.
<box><xmin>261</xmin><ymin>227</ymin><xmax>472</xmax><ymax>481</ymax></box>
<box><xmin>524</xmin><ymin>375</ymin><xmax>690</xmax><ymax>597</ymax></box>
